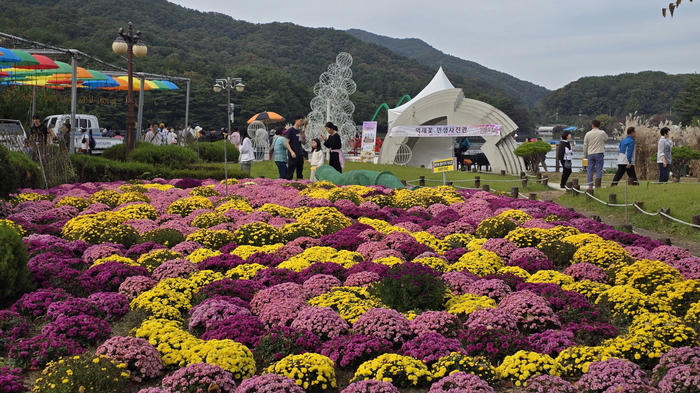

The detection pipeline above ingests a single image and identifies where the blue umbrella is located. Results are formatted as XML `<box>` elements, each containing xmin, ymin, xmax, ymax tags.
<box><xmin>563</xmin><ymin>126</ymin><xmax>577</xmax><ymax>131</ymax></box>
<box><xmin>82</xmin><ymin>75</ymin><xmax>120</xmax><ymax>89</ymax></box>
<box><xmin>0</xmin><ymin>47</ymin><xmax>22</xmax><ymax>63</ymax></box>
<box><xmin>158</xmin><ymin>80</ymin><xmax>179</xmax><ymax>90</ymax></box>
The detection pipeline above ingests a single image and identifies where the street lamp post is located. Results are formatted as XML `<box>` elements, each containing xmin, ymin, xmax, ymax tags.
<box><xmin>213</xmin><ymin>77</ymin><xmax>245</xmax><ymax>195</ymax></box>
<box><xmin>112</xmin><ymin>22</ymin><xmax>147</xmax><ymax>156</ymax></box>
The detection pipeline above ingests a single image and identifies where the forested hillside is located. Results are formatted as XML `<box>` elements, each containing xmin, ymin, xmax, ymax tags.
<box><xmin>346</xmin><ymin>29</ymin><xmax>551</xmax><ymax>108</ymax></box>
<box><xmin>541</xmin><ymin>71</ymin><xmax>689</xmax><ymax>123</ymax></box>
<box><xmin>0</xmin><ymin>0</ymin><xmax>535</xmax><ymax>133</ymax></box>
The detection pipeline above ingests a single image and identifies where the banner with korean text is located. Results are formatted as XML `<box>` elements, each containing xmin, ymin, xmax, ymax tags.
<box><xmin>360</xmin><ymin>121</ymin><xmax>377</xmax><ymax>163</ymax></box>
<box><xmin>389</xmin><ymin>124</ymin><xmax>502</xmax><ymax>138</ymax></box>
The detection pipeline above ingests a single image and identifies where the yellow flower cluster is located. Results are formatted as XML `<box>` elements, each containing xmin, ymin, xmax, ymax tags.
<box><xmin>186</xmin><ymin>248</ymin><xmax>221</xmax><ymax>264</ymax></box>
<box><xmin>118</xmin><ymin>184</ymin><xmax>148</xmax><ymax>193</ymax></box>
<box><xmin>117</xmin><ymin>203</ymin><xmax>158</xmax><ymax>220</ymax></box>
<box><xmin>279</xmin><ymin>223</ymin><xmax>321</xmax><ymax>241</ymax></box>
<box><xmin>188</xmin><ymin>186</ymin><xmax>220</xmax><ymax>197</ymax></box>
<box><xmin>266</xmin><ymin>353</ymin><xmax>336</xmax><ymax>390</ymax></box>
<box><xmin>504</xmin><ymin>227</ymin><xmax>551</xmax><ymax>248</ymax></box>
<box><xmin>190</xmin><ymin>212</ymin><xmax>228</xmax><ymax>228</ymax></box>
<box><xmin>308</xmin><ymin>287</ymin><xmax>382</xmax><ymax>323</ymax></box>
<box><xmin>91</xmin><ymin>254</ymin><xmax>137</xmax><ymax>268</ymax></box>
<box><xmin>497</xmin><ymin>266</ymin><xmax>531</xmax><ymax>279</ymax></box>
<box><xmin>357</xmin><ymin>217</ymin><xmax>409</xmax><ymax>235</ymax></box>
<box><xmin>62</xmin><ymin>211</ymin><xmax>138</xmax><ymax>246</ymax></box>
<box><xmin>595</xmin><ymin>285</ymin><xmax>672</xmax><ymax>326</ymax></box>
<box><xmin>412</xmin><ymin>231</ymin><xmax>449</xmax><ymax>254</ymax></box>
<box><xmin>219</xmin><ymin>178</ymin><xmax>239</xmax><ymax>185</ymax></box>
<box><xmin>137</xmin><ymin>250</ymin><xmax>183</xmax><ymax>272</ymax></box>
<box><xmin>466</xmin><ymin>238</ymin><xmax>488</xmax><ymax>251</ymax></box>
<box><xmin>188</xmin><ymin>270</ymin><xmax>225</xmax><ymax>287</ymax></box>
<box><xmin>12</xmin><ymin>192</ymin><xmax>53</xmax><ymax>205</ymax></box>
<box><xmin>279</xmin><ymin>246</ymin><xmax>343</xmax><ymax>272</ymax></box>
<box><xmin>327</xmin><ymin>250</ymin><xmax>363</xmax><ymax>268</ymax></box>
<box><xmin>166</xmin><ymin>196</ymin><xmax>214</xmax><ymax>217</ymax></box>
<box><xmin>155</xmin><ymin>278</ymin><xmax>199</xmax><ymax>299</ymax></box>
<box><xmin>445</xmin><ymin>294</ymin><xmax>497</xmax><ymax>319</ymax></box>
<box><xmin>572</xmin><ymin>241</ymin><xmax>632</xmax><ymax>273</ymax></box>
<box><xmin>615</xmin><ymin>259</ymin><xmax>683</xmax><ymax>295</ymax></box>
<box><xmin>33</xmin><ymin>354</ymin><xmax>130</xmax><ymax>393</ymax></box>
<box><xmin>627</xmin><ymin>312</ymin><xmax>697</xmax><ymax>347</ymax></box>
<box><xmin>187</xmin><ymin>229</ymin><xmax>237</xmax><ymax>249</ymax></box>
<box><xmin>185</xmin><ymin>339</ymin><xmax>255</xmax><ymax>379</ymax></box>
<box><xmin>431</xmin><ymin>352</ymin><xmax>497</xmax><ymax>382</ymax></box>
<box><xmin>497</xmin><ymin>209</ymin><xmax>533</xmax><ymax>224</ymax></box>
<box><xmin>327</xmin><ymin>187</ymin><xmax>363</xmax><ymax>205</ymax></box>
<box><xmin>602</xmin><ymin>334</ymin><xmax>670</xmax><ymax>367</ymax></box>
<box><xmin>232</xmin><ymin>223</ymin><xmax>282</xmax><ymax>247</ymax></box>
<box><xmin>547</xmin><ymin>225</ymin><xmax>581</xmax><ymax>240</ymax></box>
<box><xmin>372</xmin><ymin>257</ymin><xmax>404</xmax><ymax>268</ymax></box>
<box><xmin>133</xmin><ymin>319</ymin><xmax>202</xmax><ymax>368</ymax></box>
<box><xmin>89</xmin><ymin>189</ymin><xmax>121</xmax><ymax>207</ymax></box>
<box><xmin>562</xmin><ymin>280</ymin><xmax>611</xmax><ymax>301</ymax></box>
<box><xmin>450</xmin><ymin>250</ymin><xmax>503</xmax><ymax>276</ymax></box>
<box><xmin>526</xmin><ymin>270</ymin><xmax>575</xmax><ymax>286</ymax></box>
<box><xmin>232</xmin><ymin>244</ymin><xmax>284</xmax><ymax>259</ymax></box>
<box><xmin>117</xmin><ymin>191</ymin><xmax>151</xmax><ymax>205</ymax></box>
<box><xmin>55</xmin><ymin>196</ymin><xmax>90</xmax><ymax>211</ymax></box>
<box><xmin>0</xmin><ymin>219</ymin><xmax>26</xmax><ymax>237</ymax></box>
<box><xmin>216</xmin><ymin>198</ymin><xmax>254</xmax><ymax>213</ymax></box>
<box><xmin>562</xmin><ymin>233</ymin><xmax>604</xmax><ymax>248</ymax></box>
<box><xmin>257</xmin><ymin>203</ymin><xmax>294</xmax><ymax>217</ymax></box>
<box><xmin>685</xmin><ymin>301</ymin><xmax>700</xmax><ymax>330</ymax></box>
<box><xmin>413</xmin><ymin>257</ymin><xmax>450</xmax><ymax>272</ymax></box>
<box><xmin>554</xmin><ymin>346</ymin><xmax>621</xmax><ymax>377</ymax></box>
<box><xmin>141</xmin><ymin>183</ymin><xmax>175</xmax><ymax>191</ymax></box>
<box><xmin>130</xmin><ymin>286</ymin><xmax>192</xmax><ymax>320</ymax></box>
<box><xmin>443</xmin><ymin>233</ymin><xmax>476</xmax><ymax>249</ymax></box>
<box><xmin>496</xmin><ymin>350</ymin><xmax>562</xmax><ymax>386</ymax></box>
<box><xmin>352</xmin><ymin>353</ymin><xmax>432</xmax><ymax>387</ymax></box>
<box><xmin>296</xmin><ymin>207</ymin><xmax>351</xmax><ymax>236</ymax></box>
<box><xmin>655</xmin><ymin>279</ymin><xmax>700</xmax><ymax>316</ymax></box>
<box><xmin>226</xmin><ymin>263</ymin><xmax>267</xmax><ymax>280</ymax></box>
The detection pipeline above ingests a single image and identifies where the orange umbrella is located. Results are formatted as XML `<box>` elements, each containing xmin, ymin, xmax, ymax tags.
<box><xmin>247</xmin><ymin>111</ymin><xmax>285</xmax><ymax>124</ymax></box>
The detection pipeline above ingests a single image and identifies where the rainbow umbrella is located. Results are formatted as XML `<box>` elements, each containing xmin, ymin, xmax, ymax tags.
<box><xmin>0</xmin><ymin>49</ymin><xmax>39</xmax><ymax>67</ymax></box>
<box><xmin>14</xmin><ymin>54</ymin><xmax>59</xmax><ymax>70</ymax></box>
<box><xmin>0</xmin><ymin>47</ymin><xmax>22</xmax><ymax>63</ymax></box>
<box><xmin>82</xmin><ymin>75</ymin><xmax>120</xmax><ymax>89</ymax></box>
<box><xmin>159</xmin><ymin>81</ymin><xmax>179</xmax><ymax>90</ymax></box>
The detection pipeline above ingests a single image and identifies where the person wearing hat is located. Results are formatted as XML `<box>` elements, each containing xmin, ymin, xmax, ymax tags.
<box><xmin>322</xmin><ymin>121</ymin><xmax>343</xmax><ymax>173</ymax></box>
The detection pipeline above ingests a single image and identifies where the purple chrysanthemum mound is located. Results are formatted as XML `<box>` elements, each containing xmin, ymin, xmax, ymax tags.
<box><xmin>522</xmin><ymin>375</ymin><xmax>576</xmax><ymax>393</ymax></box>
<box><xmin>427</xmin><ymin>372</ymin><xmax>495</xmax><ymax>393</ymax></box>
<box><xmin>234</xmin><ymin>373</ymin><xmax>305</xmax><ymax>393</ymax></box>
<box><xmin>202</xmin><ymin>315</ymin><xmax>266</xmax><ymax>348</ymax></box>
<box><xmin>399</xmin><ymin>332</ymin><xmax>463</xmax><ymax>364</ymax></box>
<box><xmin>340</xmin><ymin>380</ymin><xmax>400</xmax><ymax>393</ymax></box>
<box><xmin>352</xmin><ymin>308</ymin><xmax>412</xmax><ymax>345</ymax></box>
<box><xmin>576</xmin><ymin>358</ymin><xmax>650</xmax><ymax>393</ymax></box>
<box><xmin>96</xmin><ymin>336</ymin><xmax>163</xmax><ymax>382</ymax></box>
<box><xmin>563</xmin><ymin>263</ymin><xmax>609</xmax><ymax>283</ymax></box>
<box><xmin>319</xmin><ymin>334</ymin><xmax>393</xmax><ymax>369</ymax></box>
<box><xmin>290</xmin><ymin>306</ymin><xmax>349</xmax><ymax>340</ymax></box>
<box><xmin>410</xmin><ymin>311</ymin><xmax>462</xmax><ymax>338</ymax></box>
<box><xmin>161</xmin><ymin>363</ymin><xmax>236</xmax><ymax>393</ymax></box>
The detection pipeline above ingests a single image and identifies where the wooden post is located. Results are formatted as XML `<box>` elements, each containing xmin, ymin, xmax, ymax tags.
<box><xmin>419</xmin><ymin>176</ymin><xmax>425</xmax><ymax>187</ymax></box>
<box><xmin>620</xmin><ymin>224</ymin><xmax>633</xmax><ymax>233</ymax></box>
<box><xmin>500</xmin><ymin>170</ymin><xmax>506</xmax><ymax>176</ymax></box>
<box><xmin>446</xmin><ymin>181</ymin><xmax>453</xmax><ymax>186</ymax></box>
<box><xmin>542</xmin><ymin>177</ymin><xmax>548</xmax><ymax>187</ymax></box>
<box><xmin>572</xmin><ymin>178</ymin><xmax>579</xmax><ymax>187</ymax></box>
<box><xmin>660</xmin><ymin>207</ymin><xmax>671</xmax><ymax>222</ymax></box>
<box><xmin>635</xmin><ymin>201</ymin><xmax>644</xmax><ymax>209</ymax></box>
<box><xmin>693</xmin><ymin>215</ymin><xmax>700</xmax><ymax>230</ymax></box>
<box><xmin>659</xmin><ymin>238</ymin><xmax>672</xmax><ymax>245</ymax></box>
<box><xmin>520</xmin><ymin>172</ymin><xmax>526</xmax><ymax>179</ymax></box>
<box><xmin>474</xmin><ymin>176</ymin><xmax>481</xmax><ymax>188</ymax></box>
<box><xmin>592</xmin><ymin>215</ymin><xmax>602</xmax><ymax>222</ymax></box>
<box><xmin>511</xmin><ymin>187</ymin><xmax>519</xmax><ymax>198</ymax></box>
<box><xmin>566</xmin><ymin>181</ymin><xmax>573</xmax><ymax>194</ymax></box>
<box><xmin>627</xmin><ymin>177</ymin><xmax>636</xmax><ymax>185</ymax></box>
<box><xmin>521</xmin><ymin>178</ymin><xmax>528</xmax><ymax>189</ymax></box>
<box><xmin>594</xmin><ymin>178</ymin><xmax>602</xmax><ymax>189</ymax></box>
<box><xmin>573</xmin><ymin>184</ymin><xmax>580</xmax><ymax>197</ymax></box>
<box><xmin>482</xmin><ymin>184</ymin><xmax>490</xmax><ymax>192</ymax></box>
<box><xmin>401</xmin><ymin>180</ymin><xmax>407</xmax><ymax>187</ymax></box>
<box><xmin>537</xmin><ymin>173</ymin><xmax>542</xmax><ymax>180</ymax></box>
<box><xmin>609</xmin><ymin>193</ymin><xmax>617</xmax><ymax>204</ymax></box>
<box><xmin>586</xmin><ymin>187</ymin><xmax>594</xmax><ymax>197</ymax></box>
<box><xmin>529</xmin><ymin>193</ymin><xmax>537</xmax><ymax>200</ymax></box>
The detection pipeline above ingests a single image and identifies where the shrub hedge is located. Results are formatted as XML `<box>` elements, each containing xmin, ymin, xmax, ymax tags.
<box><xmin>8</xmin><ymin>150</ymin><xmax>45</xmax><ymax>189</ymax></box>
<box><xmin>189</xmin><ymin>140</ymin><xmax>240</xmax><ymax>163</ymax></box>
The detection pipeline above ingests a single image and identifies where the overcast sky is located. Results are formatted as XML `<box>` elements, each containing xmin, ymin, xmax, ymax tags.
<box><xmin>170</xmin><ymin>0</ymin><xmax>700</xmax><ymax>90</ymax></box>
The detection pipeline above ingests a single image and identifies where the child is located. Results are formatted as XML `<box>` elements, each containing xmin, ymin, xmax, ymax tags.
<box><xmin>308</xmin><ymin>138</ymin><xmax>324</xmax><ymax>182</ymax></box>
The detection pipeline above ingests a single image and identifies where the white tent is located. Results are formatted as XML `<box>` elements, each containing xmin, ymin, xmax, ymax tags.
<box><xmin>378</xmin><ymin>68</ymin><xmax>526</xmax><ymax>175</ymax></box>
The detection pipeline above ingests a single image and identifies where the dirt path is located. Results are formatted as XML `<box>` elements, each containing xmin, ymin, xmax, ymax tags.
<box><xmin>532</xmin><ymin>189</ymin><xmax>700</xmax><ymax>257</ymax></box>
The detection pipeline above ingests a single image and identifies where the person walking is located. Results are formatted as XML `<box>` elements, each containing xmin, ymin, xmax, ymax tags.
<box><xmin>272</xmin><ymin>127</ymin><xmax>288</xmax><ymax>179</ymax></box>
<box><xmin>29</xmin><ymin>115</ymin><xmax>49</xmax><ymax>147</ymax></box>
<box><xmin>322</xmin><ymin>122</ymin><xmax>343</xmax><ymax>173</ymax></box>
<box><xmin>230</xmin><ymin>126</ymin><xmax>241</xmax><ymax>150</ymax></box>
<box><xmin>238</xmin><ymin>127</ymin><xmax>253</xmax><ymax>177</ymax></box>
<box><xmin>582</xmin><ymin>119</ymin><xmax>608</xmax><ymax>189</ymax></box>
<box><xmin>611</xmin><ymin>127</ymin><xmax>637</xmax><ymax>186</ymax></box>
<box><xmin>657</xmin><ymin>127</ymin><xmax>673</xmax><ymax>183</ymax></box>
<box><xmin>144</xmin><ymin>123</ymin><xmax>164</xmax><ymax>145</ymax></box>
<box><xmin>557</xmin><ymin>131</ymin><xmax>574</xmax><ymax>189</ymax></box>
<box><xmin>285</xmin><ymin>115</ymin><xmax>306</xmax><ymax>180</ymax></box>
<box><xmin>308</xmin><ymin>138</ymin><xmax>324</xmax><ymax>182</ymax></box>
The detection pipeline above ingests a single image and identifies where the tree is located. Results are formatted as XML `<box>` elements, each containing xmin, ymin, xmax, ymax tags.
<box><xmin>674</xmin><ymin>75</ymin><xmax>700</xmax><ymax>127</ymax></box>
<box><xmin>595</xmin><ymin>114</ymin><xmax>620</xmax><ymax>133</ymax></box>
<box><xmin>513</xmin><ymin>141</ymin><xmax>551</xmax><ymax>175</ymax></box>
<box><xmin>663</xmin><ymin>0</ymin><xmax>693</xmax><ymax>17</ymax></box>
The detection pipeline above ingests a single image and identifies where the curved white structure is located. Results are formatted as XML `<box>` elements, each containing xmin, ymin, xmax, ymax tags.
<box><xmin>379</xmin><ymin>68</ymin><xmax>526</xmax><ymax>175</ymax></box>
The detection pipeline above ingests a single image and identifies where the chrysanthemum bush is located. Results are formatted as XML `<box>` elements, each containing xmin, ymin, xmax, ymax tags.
<box><xmin>265</xmin><ymin>353</ymin><xmax>336</xmax><ymax>391</ymax></box>
<box><xmin>33</xmin><ymin>354</ymin><xmax>131</xmax><ymax>393</ymax></box>
<box><xmin>8</xmin><ymin>181</ymin><xmax>700</xmax><ymax>393</ymax></box>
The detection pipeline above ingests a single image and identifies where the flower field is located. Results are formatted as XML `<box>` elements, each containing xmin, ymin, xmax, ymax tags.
<box><xmin>1</xmin><ymin>177</ymin><xmax>700</xmax><ymax>393</ymax></box>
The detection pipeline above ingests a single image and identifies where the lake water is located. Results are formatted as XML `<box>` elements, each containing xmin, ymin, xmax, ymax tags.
<box><xmin>540</xmin><ymin>137</ymin><xmax>620</xmax><ymax>170</ymax></box>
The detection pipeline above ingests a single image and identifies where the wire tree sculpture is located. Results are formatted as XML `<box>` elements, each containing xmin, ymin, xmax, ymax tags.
<box><xmin>305</xmin><ymin>52</ymin><xmax>357</xmax><ymax>152</ymax></box>
<box><xmin>248</xmin><ymin>121</ymin><xmax>269</xmax><ymax>161</ymax></box>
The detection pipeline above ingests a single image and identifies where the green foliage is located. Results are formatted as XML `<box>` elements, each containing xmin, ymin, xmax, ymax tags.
<box><xmin>141</xmin><ymin>228</ymin><xmax>186</xmax><ymax>247</ymax></box>
<box><xmin>595</xmin><ymin>114</ymin><xmax>619</xmax><ymax>131</ymax></box>
<box><xmin>189</xmin><ymin>140</ymin><xmax>239</xmax><ymax>163</ymax></box>
<box><xmin>101</xmin><ymin>141</ymin><xmax>152</xmax><ymax>162</ymax></box>
<box><xmin>675</xmin><ymin>75</ymin><xmax>700</xmax><ymax>126</ymax></box>
<box><xmin>513</xmin><ymin>141</ymin><xmax>551</xmax><ymax>174</ymax></box>
<box><xmin>33</xmin><ymin>354</ymin><xmax>130</xmax><ymax>393</ymax></box>
<box><xmin>7</xmin><ymin>150</ymin><xmax>45</xmax><ymax>189</ymax></box>
<box><xmin>0</xmin><ymin>224</ymin><xmax>33</xmax><ymax>300</ymax></box>
<box><xmin>0</xmin><ymin>146</ymin><xmax>20</xmax><ymax>199</ymax></box>
<box><xmin>128</xmin><ymin>144</ymin><xmax>201</xmax><ymax>169</ymax></box>
<box><xmin>475</xmin><ymin>216</ymin><xmax>517</xmax><ymax>239</ymax></box>
<box><xmin>369</xmin><ymin>264</ymin><xmax>447</xmax><ymax>313</ymax></box>
<box><xmin>70</xmin><ymin>154</ymin><xmax>155</xmax><ymax>182</ymax></box>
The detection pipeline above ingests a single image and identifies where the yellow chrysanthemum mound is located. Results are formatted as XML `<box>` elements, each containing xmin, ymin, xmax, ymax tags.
<box><xmin>614</xmin><ymin>259</ymin><xmax>683</xmax><ymax>295</ymax></box>
<box><xmin>572</xmin><ymin>240</ymin><xmax>633</xmax><ymax>273</ymax></box>
<box><xmin>595</xmin><ymin>285</ymin><xmax>671</xmax><ymax>326</ymax></box>
<box><xmin>445</xmin><ymin>294</ymin><xmax>497</xmax><ymax>319</ymax></box>
<box><xmin>62</xmin><ymin>211</ymin><xmax>138</xmax><ymax>246</ymax></box>
<box><xmin>497</xmin><ymin>350</ymin><xmax>562</xmax><ymax>387</ymax></box>
<box><xmin>117</xmin><ymin>203</ymin><xmax>158</xmax><ymax>220</ymax></box>
<box><xmin>55</xmin><ymin>196</ymin><xmax>90</xmax><ymax>211</ymax></box>
<box><xmin>185</xmin><ymin>339</ymin><xmax>256</xmax><ymax>379</ymax></box>
<box><xmin>266</xmin><ymin>353</ymin><xmax>336</xmax><ymax>391</ymax></box>
<box><xmin>296</xmin><ymin>207</ymin><xmax>351</xmax><ymax>236</ymax></box>
<box><xmin>166</xmin><ymin>196</ymin><xmax>214</xmax><ymax>217</ymax></box>
<box><xmin>351</xmin><ymin>353</ymin><xmax>432</xmax><ymax>387</ymax></box>
<box><xmin>449</xmin><ymin>250</ymin><xmax>503</xmax><ymax>276</ymax></box>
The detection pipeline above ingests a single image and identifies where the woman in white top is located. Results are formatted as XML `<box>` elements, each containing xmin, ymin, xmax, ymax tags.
<box><xmin>308</xmin><ymin>138</ymin><xmax>324</xmax><ymax>182</ymax></box>
<box><xmin>238</xmin><ymin>128</ymin><xmax>254</xmax><ymax>177</ymax></box>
